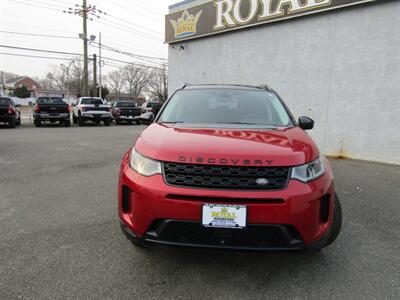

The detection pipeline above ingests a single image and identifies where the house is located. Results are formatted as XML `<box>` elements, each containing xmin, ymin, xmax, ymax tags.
<box><xmin>5</xmin><ymin>76</ymin><xmax>42</xmax><ymax>97</ymax></box>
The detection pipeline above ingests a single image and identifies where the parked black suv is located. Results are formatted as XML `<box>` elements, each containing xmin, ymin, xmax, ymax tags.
<box><xmin>112</xmin><ymin>101</ymin><xmax>141</xmax><ymax>125</ymax></box>
<box><xmin>0</xmin><ymin>97</ymin><xmax>21</xmax><ymax>128</ymax></box>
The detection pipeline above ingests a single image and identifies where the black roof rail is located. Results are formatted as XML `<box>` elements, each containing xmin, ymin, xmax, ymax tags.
<box><xmin>180</xmin><ymin>83</ymin><xmax>275</xmax><ymax>91</ymax></box>
<box><xmin>258</xmin><ymin>84</ymin><xmax>273</xmax><ymax>92</ymax></box>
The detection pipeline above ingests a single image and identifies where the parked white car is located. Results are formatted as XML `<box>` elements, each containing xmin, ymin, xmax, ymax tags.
<box><xmin>72</xmin><ymin>97</ymin><xmax>112</xmax><ymax>126</ymax></box>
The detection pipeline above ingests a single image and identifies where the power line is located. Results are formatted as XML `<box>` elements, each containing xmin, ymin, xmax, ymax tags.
<box><xmin>0</xmin><ymin>20</ymin><xmax>77</xmax><ymax>35</ymax></box>
<box><xmin>45</xmin><ymin>0</ymin><xmax>72</xmax><ymax>5</ymax></box>
<box><xmin>97</xmin><ymin>36</ymin><xmax>166</xmax><ymax>58</ymax></box>
<box><xmin>0</xmin><ymin>44</ymin><xmax>167</xmax><ymax>71</ymax></box>
<box><xmin>0</xmin><ymin>44</ymin><xmax>82</xmax><ymax>56</ymax></box>
<box><xmin>104</xmin><ymin>61</ymin><xmax>166</xmax><ymax>74</ymax></box>
<box><xmin>96</xmin><ymin>19</ymin><xmax>162</xmax><ymax>42</ymax></box>
<box><xmin>0</xmin><ymin>30</ymin><xmax>166</xmax><ymax>61</ymax></box>
<box><xmin>0</xmin><ymin>30</ymin><xmax>80</xmax><ymax>40</ymax></box>
<box><xmin>121</xmin><ymin>0</ymin><xmax>166</xmax><ymax>16</ymax></box>
<box><xmin>101</xmin><ymin>56</ymin><xmax>167</xmax><ymax>71</ymax></box>
<box><xmin>90</xmin><ymin>44</ymin><xmax>165</xmax><ymax>68</ymax></box>
<box><xmin>105</xmin><ymin>14</ymin><xmax>163</xmax><ymax>36</ymax></box>
<box><xmin>21</xmin><ymin>0</ymin><xmax>67</xmax><ymax>9</ymax></box>
<box><xmin>108</xmin><ymin>0</ymin><xmax>163</xmax><ymax>17</ymax></box>
<box><xmin>91</xmin><ymin>41</ymin><xmax>167</xmax><ymax>62</ymax></box>
<box><xmin>5</xmin><ymin>0</ymin><xmax>164</xmax><ymax>42</ymax></box>
<box><xmin>114</xmin><ymin>0</ymin><xmax>164</xmax><ymax>23</ymax></box>
<box><xmin>6</xmin><ymin>0</ymin><xmax>63</xmax><ymax>12</ymax></box>
<box><xmin>0</xmin><ymin>52</ymin><xmax>81</xmax><ymax>61</ymax></box>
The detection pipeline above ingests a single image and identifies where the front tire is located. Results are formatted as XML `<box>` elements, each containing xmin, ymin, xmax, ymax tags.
<box><xmin>324</xmin><ymin>195</ymin><xmax>343</xmax><ymax>247</ymax></box>
<box><xmin>104</xmin><ymin>118</ymin><xmax>111</xmax><ymax>126</ymax></box>
<box><xmin>73</xmin><ymin>115</ymin><xmax>78</xmax><ymax>124</ymax></box>
<box><xmin>34</xmin><ymin>119</ymin><xmax>42</xmax><ymax>127</ymax></box>
<box><xmin>63</xmin><ymin>120</ymin><xmax>71</xmax><ymax>127</ymax></box>
<box><xmin>9</xmin><ymin>118</ymin><xmax>16</xmax><ymax>128</ymax></box>
<box><xmin>306</xmin><ymin>195</ymin><xmax>343</xmax><ymax>252</ymax></box>
<box><xmin>78</xmin><ymin>117</ymin><xmax>85</xmax><ymax>126</ymax></box>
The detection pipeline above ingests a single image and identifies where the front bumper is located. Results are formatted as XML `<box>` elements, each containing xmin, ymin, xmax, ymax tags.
<box><xmin>115</xmin><ymin>115</ymin><xmax>139</xmax><ymax>121</ymax></box>
<box><xmin>0</xmin><ymin>115</ymin><xmax>15</xmax><ymax>123</ymax></box>
<box><xmin>81</xmin><ymin>112</ymin><xmax>112</xmax><ymax>119</ymax></box>
<box><xmin>35</xmin><ymin>113</ymin><xmax>70</xmax><ymax>121</ymax></box>
<box><xmin>118</xmin><ymin>155</ymin><xmax>336</xmax><ymax>250</ymax></box>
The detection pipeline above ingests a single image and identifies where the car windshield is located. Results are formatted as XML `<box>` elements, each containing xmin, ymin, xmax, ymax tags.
<box><xmin>117</xmin><ymin>102</ymin><xmax>136</xmax><ymax>107</ymax></box>
<box><xmin>37</xmin><ymin>97</ymin><xmax>64</xmax><ymax>104</ymax></box>
<box><xmin>158</xmin><ymin>89</ymin><xmax>293</xmax><ymax>128</ymax></box>
<box><xmin>81</xmin><ymin>98</ymin><xmax>103</xmax><ymax>105</ymax></box>
<box><xmin>0</xmin><ymin>98</ymin><xmax>11</xmax><ymax>105</ymax></box>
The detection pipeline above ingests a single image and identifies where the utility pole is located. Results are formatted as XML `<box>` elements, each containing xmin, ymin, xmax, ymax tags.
<box><xmin>98</xmin><ymin>32</ymin><xmax>102</xmax><ymax>99</ymax></box>
<box><xmin>82</xmin><ymin>0</ymin><xmax>89</xmax><ymax>96</ymax></box>
<box><xmin>93</xmin><ymin>54</ymin><xmax>97</xmax><ymax>97</ymax></box>
<box><xmin>63</xmin><ymin>0</ymin><xmax>107</xmax><ymax>97</ymax></box>
<box><xmin>0</xmin><ymin>71</ymin><xmax>5</xmax><ymax>96</ymax></box>
<box><xmin>64</xmin><ymin>3</ymin><xmax>106</xmax><ymax>97</ymax></box>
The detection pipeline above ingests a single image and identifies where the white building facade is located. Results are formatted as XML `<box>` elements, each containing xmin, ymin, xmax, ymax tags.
<box><xmin>166</xmin><ymin>0</ymin><xmax>400</xmax><ymax>165</ymax></box>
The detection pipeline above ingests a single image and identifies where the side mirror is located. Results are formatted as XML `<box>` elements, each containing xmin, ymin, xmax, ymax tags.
<box><xmin>298</xmin><ymin>116</ymin><xmax>314</xmax><ymax>130</ymax></box>
<box><xmin>139</xmin><ymin>112</ymin><xmax>154</xmax><ymax>125</ymax></box>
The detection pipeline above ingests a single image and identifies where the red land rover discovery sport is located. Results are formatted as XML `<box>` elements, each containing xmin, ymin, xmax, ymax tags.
<box><xmin>118</xmin><ymin>84</ymin><xmax>342</xmax><ymax>252</ymax></box>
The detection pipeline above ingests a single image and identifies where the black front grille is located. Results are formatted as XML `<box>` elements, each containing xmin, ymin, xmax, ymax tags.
<box><xmin>146</xmin><ymin>220</ymin><xmax>304</xmax><ymax>249</ymax></box>
<box><xmin>120</xmin><ymin>109</ymin><xmax>141</xmax><ymax>117</ymax></box>
<box><xmin>163</xmin><ymin>162</ymin><xmax>290</xmax><ymax>190</ymax></box>
<box><xmin>87</xmin><ymin>106</ymin><xmax>109</xmax><ymax>112</ymax></box>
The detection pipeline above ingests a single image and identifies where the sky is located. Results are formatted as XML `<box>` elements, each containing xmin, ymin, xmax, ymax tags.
<box><xmin>0</xmin><ymin>0</ymin><xmax>178</xmax><ymax>78</ymax></box>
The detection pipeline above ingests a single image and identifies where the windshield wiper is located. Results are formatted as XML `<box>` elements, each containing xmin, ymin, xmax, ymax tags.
<box><xmin>215</xmin><ymin>122</ymin><xmax>258</xmax><ymax>125</ymax></box>
<box><xmin>215</xmin><ymin>122</ymin><xmax>277</xmax><ymax>127</ymax></box>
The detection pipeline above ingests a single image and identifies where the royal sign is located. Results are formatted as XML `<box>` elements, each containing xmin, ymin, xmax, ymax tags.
<box><xmin>165</xmin><ymin>0</ymin><xmax>378</xmax><ymax>43</ymax></box>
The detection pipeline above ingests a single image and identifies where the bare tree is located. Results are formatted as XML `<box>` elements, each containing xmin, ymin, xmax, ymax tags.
<box><xmin>148</xmin><ymin>64</ymin><xmax>168</xmax><ymax>102</ymax></box>
<box><xmin>68</xmin><ymin>59</ymin><xmax>86</xmax><ymax>97</ymax></box>
<box><xmin>40</xmin><ymin>59</ymin><xmax>87</xmax><ymax>97</ymax></box>
<box><xmin>45</xmin><ymin>65</ymin><xmax>68</xmax><ymax>90</ymax></box>
<box><xmin>107</xmin><ymin>70</ymin><xmax>125</xmax><ymax>100</ymax></box>
<box><xmin>123</xmin><ymin>64</ymin><xmax>148</xmax><ymax>99</ymax></box>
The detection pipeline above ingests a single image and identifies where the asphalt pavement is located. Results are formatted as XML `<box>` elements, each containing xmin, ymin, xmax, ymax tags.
<box><xmin>0</xmin><ymin>123</ymin><xmax>399</xmax><ymax>299</ymax></box>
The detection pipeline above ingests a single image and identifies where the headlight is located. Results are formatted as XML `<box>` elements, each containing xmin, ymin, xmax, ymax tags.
<box><xmin>129</xmin><ymin>148</ymin><xmax>161</xmax><ymax>176</ymax></box>
<box><xmin>291</xmin><ymin>157</ymin><xmax>325</xmax><ymax>183</ymax></box>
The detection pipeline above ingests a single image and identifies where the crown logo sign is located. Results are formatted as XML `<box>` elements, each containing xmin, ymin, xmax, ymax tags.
<box><xmin>170</xmin><ymin>10</ymin><xmax>203</xmax><ymax>39</ymax></box>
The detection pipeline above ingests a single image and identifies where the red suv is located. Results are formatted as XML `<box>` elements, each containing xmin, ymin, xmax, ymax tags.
<box><xmin>118</xmin><ymin>84</ymin><xmax>342</xmax><ymax>252</ymax></box>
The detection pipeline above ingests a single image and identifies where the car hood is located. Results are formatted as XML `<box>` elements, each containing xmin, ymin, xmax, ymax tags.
<box><xmin>134</xmin><ymin>124</ymin><xmax>320</xmax><ymax>167</ymax></box>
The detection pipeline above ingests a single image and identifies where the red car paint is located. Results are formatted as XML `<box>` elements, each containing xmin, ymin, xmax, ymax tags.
<box><xmin>118</xmin><ymin>124</ymin><xmax>336</xmax><ymax>247</ymax></box>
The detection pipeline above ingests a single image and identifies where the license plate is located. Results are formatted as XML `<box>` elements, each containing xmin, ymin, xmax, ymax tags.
<box><xmin>128</xmin><ymin>116</ymin><xmax>133</xmax><ymax>119</ymax></box>
<box><xmin>202</xmin><ymin>204</ymin><xmax>246</xmax><ymax>229</ymax></box>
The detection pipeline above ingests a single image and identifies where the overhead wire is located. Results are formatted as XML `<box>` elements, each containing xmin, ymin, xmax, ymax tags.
<box><xmin>90</xmin><ymin>41</ymin><xmax>167</xmax><ymax>63</ymax></box>
<box><xmin>95</xmin><ymin>19</ymin><xmax>162</xmax><ymax>42</ymax></box>
<box><xmin>121</xmin><ymin>0</ymin><xmax>166</xmax><ymax>15</ymax></box>
<box><xmin>0</xmin><ymin>44</ymin><xmax>82</xmax><ymax>56</ymax></box>
<box><xmin>0</xmin><ymin>44</ymin><xmax>167</xmax><ymax>71</ymax></box>
<box><xmin>0</xmin><ymin>52</ymin><xmax>81</xmax><ymax>61</ymax></box>
<box><xmin>5</xmin><ymin>0</ymin><xmax>64</xmax><ymax>12</ymax></box>
<box><xmin>0</xmin><ymin>31</ymin><xmax>80</xmax><ymax>40</ymax></box>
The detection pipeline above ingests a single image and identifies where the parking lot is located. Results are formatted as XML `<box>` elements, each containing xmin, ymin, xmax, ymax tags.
<box><xmin>0</xmin><ymin>123</ymin><xmax>399</xmax><ymax>299</ymax></box>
